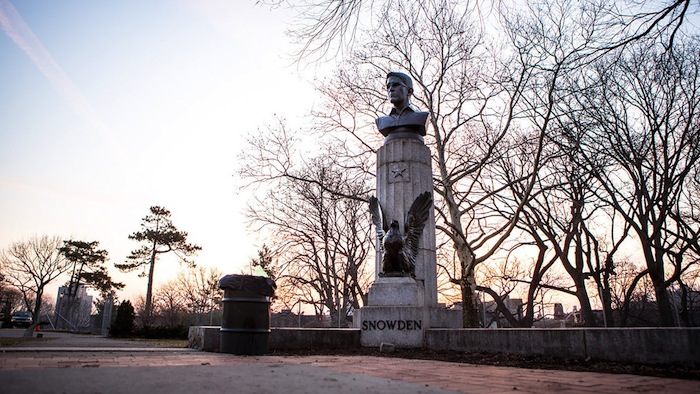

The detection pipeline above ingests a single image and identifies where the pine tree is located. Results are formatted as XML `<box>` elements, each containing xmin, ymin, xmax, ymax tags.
<box><xmin>115</xmin><ymin>206</ymin><xmax>201</xmax><ymax>317</ymax></box>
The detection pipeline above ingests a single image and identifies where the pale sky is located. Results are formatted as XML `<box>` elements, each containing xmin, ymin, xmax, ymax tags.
<box><xmin>0</xmin><ymin>0</ymin><xmax>320</xmax><ymax>303</ymax></box>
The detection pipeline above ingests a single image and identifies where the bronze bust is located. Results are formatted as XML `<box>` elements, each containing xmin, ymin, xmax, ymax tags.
<box><xmin>375</xmin><ymin>72</ymin><xmax>429</xmax><ymax>142</ymax></box>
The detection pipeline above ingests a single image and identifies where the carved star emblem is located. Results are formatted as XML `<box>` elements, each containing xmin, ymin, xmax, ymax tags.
<box><xmin>391</xmin><ymin>167</ymin><xmax>406</xmax><ymax>180</ymax></box>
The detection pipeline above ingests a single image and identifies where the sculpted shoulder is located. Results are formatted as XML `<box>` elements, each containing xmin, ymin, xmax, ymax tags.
<box><xmin>376</xmin><ymin>111</ymin><xmax>429</xmax><ymax>137</ymax></box>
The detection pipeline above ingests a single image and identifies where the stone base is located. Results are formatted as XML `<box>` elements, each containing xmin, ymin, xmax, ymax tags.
<box><xmin>367</xmin><ymin>277</ymin><xmax>424</xmax><ymax>307</ymax></box>
<box><xmin>355</xmin><ymin>306</ymin><xmax>427</xmax><ymax>347</ymax></box>
<box><xmin>188</xmin><ymin>325</ymin><xmax>220</xmax><ymax>352</ymax></box>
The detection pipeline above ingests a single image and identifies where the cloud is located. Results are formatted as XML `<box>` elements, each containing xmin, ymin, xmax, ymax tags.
<box><xmin>0</xmin><ymin>0</ymin><xmax>115</xmax><ymax>146</ymax></box>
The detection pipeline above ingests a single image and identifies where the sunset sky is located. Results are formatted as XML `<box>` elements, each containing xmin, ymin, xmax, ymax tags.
<box><xmin>0</xmin><ymin>0</ymin><xmax>321</xmax><ymax>302</ymax></box>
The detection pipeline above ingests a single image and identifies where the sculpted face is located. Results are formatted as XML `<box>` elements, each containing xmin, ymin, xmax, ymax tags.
<box><xmin>376</xmin><ymin>72</ymin><xmax>428</xmax><ymax>138</ymax></box>
<box><xmin>386</xmin><ymin>76</ymin><xmax>411</xmax><ymax>108</ymax></box>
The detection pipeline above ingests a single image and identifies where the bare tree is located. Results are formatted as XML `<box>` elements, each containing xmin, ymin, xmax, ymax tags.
<box><xmin>270</xmin><ymin>0</ymin><xmax>697</xmax><ymax>61</ymax></box>
<box><xmin>240</xmin><ymin>125</ymin><xmax>374</xmax><ymax>325</ymax></box>
<box><xmin>0</xmin><ymin>235</ymin><xmax>70</xmax><ymax>323</ymax></box>
<box><xmin>310</xmin><ymin>0</ymin><xmax>569</xmax><ymax>327</ymax></box>
<box><xmin>494</xmin><ymin>1</ymin><xmax>700</xmax><ymax>327</ymax></box>
<box><xmin>152</xmin><ymin>280</ymin><xmax>188</xmax><ymax>327</ymax></box>
<box><xmin>0</xmin><ymin>277</ymin><xmax>23</xmax><ymax>324</ymax></box>
<box><xmin>560</xmin><ymin>39</ymin><xmax>700</xmax><ymax>326</ymax></box>
<box><xmin>676</xmin><ymin>173</ymin><xmax>700</xmax><ymax>324</ymax></box>
<box><xmin>506</xmin><ymin>151</ymin><xmax>624</xmax><ymax>326</ymax></box>
<box><xmin>175</xmin><ymin>266</ymin><xmax>222</xmax><ymax>324</ymax></box>
<box><xmin>131</xmin><ymin>295</ymin><xmax>154</xmax><ymax>327</ymax></box>
<box><xmin>261</xmin><ymin>0</ymin><xmax>700</xmax><ymax>328</ymax></box>
<box><xmin>466</xmin><ymin>0</ymin><xmax>696</xmax><ymax>328</ymax></box>
<box><xmin>261</xmin><ymin>0</ymin><xmax>383</xmax><ymax>61</ymax></box>
<box><xmin>593</xmin><ymin>0</ymin><xmax>697</xmax><ymax>53</ymax></box>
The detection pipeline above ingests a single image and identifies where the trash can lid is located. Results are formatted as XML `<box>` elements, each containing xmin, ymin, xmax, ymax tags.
<box><xmin>219</xmin><ymin>274</ymin><xmax>276</xmax><ymax>295</ymax></box>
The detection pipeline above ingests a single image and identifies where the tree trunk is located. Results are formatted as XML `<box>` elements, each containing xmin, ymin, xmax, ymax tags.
<box><xmin>647</xmin><ymin>253</ymin><xmax>675</xmax><ymax>326</ymax></box>
<box><xmin>652</xmin><ymin>282</ymin><xmax>675</xmax><ymax>327</ymax></box>
<box><xmin>600</xmin><ymin>280</ymin><xmax>614</xmax><ymax>327</ymax></box>
<box><xmin>620</xmin><ymin>270</ymin><xmax>648</xmax><ymax>327</ymax></box>
<box><xmin>460</xmin><ymin>276</ymin><xmax>480</xmax><ymax>328</ymax></box>
<box><xmin>32</xmin><ymin>287</ymin><xmax>44</xmax><ymax>324</ymax></box>
<box><xmin>144</xmin><ymin>241</ymin><xmax>158</xmax><ymax>317</ymax></box>
<box><xmin>573</xmin><ymin>280</ymin><xmax>596</xmax><ymax>326</ymax></box>
<box><xmin>678</xmin><ymin>281</ymin><xmax>690</xmax><ymax>327</ymax></box>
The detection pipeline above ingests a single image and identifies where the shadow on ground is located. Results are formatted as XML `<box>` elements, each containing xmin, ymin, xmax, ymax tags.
<box><xmin>270</xmin><ymin>347</ymin><xmax>700</xmax><ymax>380</ymax></box>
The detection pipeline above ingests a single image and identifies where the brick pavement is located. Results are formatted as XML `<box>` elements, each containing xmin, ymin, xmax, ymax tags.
<box><xmin>1</xmin><ymin>350</ymin><xmax>698</xmax><ymax>393</ymax></box>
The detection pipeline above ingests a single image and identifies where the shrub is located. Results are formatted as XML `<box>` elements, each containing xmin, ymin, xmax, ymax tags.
<box><xmin>134</xmin><ymin>324</ymin><xmax>188</xmax><ymax>339</ymax></box>
<box><xmin>110</xmin><ymin>300</ymin><xmax>135</xmax><ymax>337</ymax></box>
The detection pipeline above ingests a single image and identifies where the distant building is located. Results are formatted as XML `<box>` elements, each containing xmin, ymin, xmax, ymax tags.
<box><xmin>481</xmin><ymin>296</ymin><xmax>524</xmax><ymax>328</ymax></box>
<box><xmin>549</xmin><ymin>303</ymin><xmax>583</xmax><ymax>327</ymax></box>
<box><xmin>553</xmin><ymin>303</ymin><xmax>565</xmax><ymax>319</ymax></box>
<box><xmin>55</xmin><ymin>283</ymin><xmax>93</xmax><ymax>330</ymax></box>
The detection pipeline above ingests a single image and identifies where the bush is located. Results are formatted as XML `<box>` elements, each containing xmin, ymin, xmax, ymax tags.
<box><xmin>134</xmin><ymin>324</ymin><xmax>188</xmax><ymax>339</ymax></box>
<box><xmin>110</xmin><ymin>300</ymin><xmax>135</xmax><ymax>337</ymax></box>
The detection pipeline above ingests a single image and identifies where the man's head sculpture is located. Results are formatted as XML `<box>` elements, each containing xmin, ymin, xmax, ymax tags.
<box><xmin>387</xmin><ymin>71</ymin><xmax>412</xmax><ymax>86</ymax></box>
<box><xmin>376</xmin><ymin>71</ymin><xmax>429</xmax><ymax>140</ymax></box>
<box><xmin>386</xmin><ymin>72</ymin><xmax>413</xmax><ymax>110</ymax></box>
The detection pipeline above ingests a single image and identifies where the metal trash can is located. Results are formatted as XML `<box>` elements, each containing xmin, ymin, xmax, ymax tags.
<box><xmin>219</xmin><ymin>274</ymin><xmax>276</xmax><ymax>355</ymax></box>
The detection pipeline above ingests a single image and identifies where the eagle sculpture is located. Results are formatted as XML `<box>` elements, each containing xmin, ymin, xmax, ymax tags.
<box><xmin>369</xmin><ymin>192</ymin><xmax>432</xmax><ymax>276</ymax></box>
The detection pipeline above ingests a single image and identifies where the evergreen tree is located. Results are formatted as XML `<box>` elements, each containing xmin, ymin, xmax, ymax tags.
<box><xmin>115</xmin><ymin>206</ymin><xmax>201</xmax><ymax>317</ymax></box>
<box><xmin>59</xmin><ymin>240</ymin><xmax>124</xmax><ymax>298</ymax></box>
<box><xmin>110</xmin><ymin>300</ymin><xmax>135</xmax><ymax>337</ymax></box>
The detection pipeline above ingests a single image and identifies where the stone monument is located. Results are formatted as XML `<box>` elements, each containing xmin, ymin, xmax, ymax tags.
<box><xmin>355</xmin><ymin>72</ymin><xmax>440</xmax><ymax>347</ymax></box>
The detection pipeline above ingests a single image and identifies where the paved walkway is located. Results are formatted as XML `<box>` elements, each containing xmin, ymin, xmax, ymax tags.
<box><xmin>1</xmin><ymin>330</ymin><xmax>698</xmax><ymax>393</ymax></box>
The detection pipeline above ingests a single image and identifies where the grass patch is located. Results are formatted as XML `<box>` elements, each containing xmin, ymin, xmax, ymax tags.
<box><xmin>0</xmin><ymin>337</ymin><xmax>46</xmax><ymax>347</ymax></box>
<box><xmin>119</xmin><ymin>338</ymin><xmax>188</xmax><ymax>348</ymax></box>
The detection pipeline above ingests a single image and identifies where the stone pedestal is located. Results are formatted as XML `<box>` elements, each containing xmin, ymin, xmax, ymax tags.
<box><xmin>356</xmin><ymin>136</ymin><xmax>438</xmax><ymax>348</ymax></box>
<box><xmin>358</xmin><ymin>277</ymin><xmax>429</xmax><ymax>347</ymax></box>
<box><xmin>367</xmin><ymin>277</ymin><xmax>424</xmax><ymax>306</ymax></box>
<box><xmin>355</xmin><ymin>305</ymin><xmax>428</xmax><ymax>347</ymax></box>
<box><xmin>375</xmin><ymin>137</ymin><xmax>436</xmax><ymax>306</ymax></box>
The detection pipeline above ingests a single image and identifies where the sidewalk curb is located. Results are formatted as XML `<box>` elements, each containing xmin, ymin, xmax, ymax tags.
<box><xmin>0</xmin><ymin>347</ymin><xmax>193</xmax><ymax>353</ymax></box>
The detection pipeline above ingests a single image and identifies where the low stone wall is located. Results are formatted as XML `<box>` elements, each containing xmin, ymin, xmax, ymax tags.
<box><xmin>189</xmin><ymin>326</ymin><xmax>700</xmax><ymax>365</ymax></box>
<box><xmin>188</xmin><ymin>326</ymin><xmax>360</xmax><ymax>353</ymax></box>
<box><xmin>188</xmin><ymin>325</ymin><xmax>221</xmax><ymax>352</ymax></box>
<box><xmin>425</xmin><ymin>328</ymin><xmax>700</xmax><ymax>365</ymax></box>
<box><xmin>270</xmin><ymin>328</ymin><xmax>360</xmax><ymax>350</ymax></box>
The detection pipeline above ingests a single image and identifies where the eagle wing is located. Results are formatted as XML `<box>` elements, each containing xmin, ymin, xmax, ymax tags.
<box><xmin>369</xmin><ymin>196</ymin><xmax>388</xmax><ymax>251</ymax></box>
<box><xmin>403</xmin><ymin>192</ymin><xmax>432</xmax><ymax>265</ymax></box>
